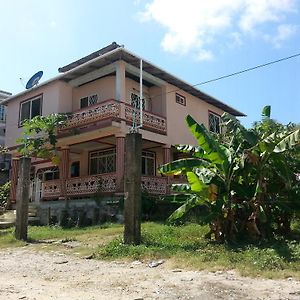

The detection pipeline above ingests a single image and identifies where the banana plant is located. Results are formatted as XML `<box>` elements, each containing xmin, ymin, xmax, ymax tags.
<box><xmin>160</xmin><ymin>106</ymin><xmax>300</xmax><ymax>242</ymax></box>
<box><xmin>160</xmin><ymin>115</ymin><xmax>245</xmax><ymax>242</ymax></box>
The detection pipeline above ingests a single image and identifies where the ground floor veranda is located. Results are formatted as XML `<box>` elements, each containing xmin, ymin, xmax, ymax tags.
<box><xmin>9</xmin><ymin>134</ymin><xmax>182</xmax><ymax>205</ymax></box>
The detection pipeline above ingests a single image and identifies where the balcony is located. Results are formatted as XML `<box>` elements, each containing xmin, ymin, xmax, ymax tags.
<box><xmin>42</xmin><ymin>174</ymin><xmax>168</xmax><ymax>200</ymax></box>
<box><xmin>58</xmin><ymin>99</ymin><xmax>167</xmax><ymax>135</ymax></box>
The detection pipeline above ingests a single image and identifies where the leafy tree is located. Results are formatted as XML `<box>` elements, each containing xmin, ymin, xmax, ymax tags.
<box><xmin>13</xmin><ymin>114</ymin><xmax>67</xmax><ymax>240</ymax></box>
<box><xmin>17</xmin><ymin>114</ymin><xmax>67</xmax><ymax>163</ymax></box>
<box><xmin>0</xmin><ymin>181</ymin><xmax>11</xmax><ymax>212</ymax></box>
<box><xmin>160</xmin><ymin>106</ymin><xmax>300</xmax><ymax>242</ymax></box>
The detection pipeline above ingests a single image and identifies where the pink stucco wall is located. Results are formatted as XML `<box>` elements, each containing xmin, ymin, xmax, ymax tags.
<box><xmin>5</xmin><ymin>80</ymin><xmax>73</xmax><ymax>149</ymax></box>
<box><xmin>5</xmin><ymin>70</ymin><xmax>225</xmax><ymax>151</ymax></box>
<box><xmin>164</xmin><ymin>83</ymin><xmax>224</xmax><ymax>146</ymax></box>
<box><xmin>72</xmin><ymin>76</ymin><xmax>115</xmax><ymax>111</ymax></box>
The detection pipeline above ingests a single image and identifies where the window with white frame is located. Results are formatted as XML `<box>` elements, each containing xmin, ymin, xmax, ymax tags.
<box><xmin>0</xmin><ymin>105</ymin><xmax>6</xmax><ymax>122</ymax></box>
<box><xmin>89</xmin><ymin>149</ymin><xmax>116</xmax><ymax>175</ymax></box>
<box><xmin>142</xmin><ymin>151</ymin><xmax>155</xmax><ymax>176</ymax></box>
<box><xmin>80</xmin><ymin>94</ymin><xmax>98</xmax><ymax>109</ymax></box>
<box><xmin>175</xmin><ymin>93</ymin><xmax>186</xmax><ymax>106</ymax></box>
<box><xmin>19</xmin><ymin>95</ymin><xmax>42</xmax><ymax>124</ymax></box>
<box><xmin>208</xmin><ymin>112</ymin><xmax>221</xmax><ymax>134</ymax></box>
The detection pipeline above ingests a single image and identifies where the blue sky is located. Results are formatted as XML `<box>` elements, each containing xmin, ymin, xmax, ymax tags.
<box><xmin>0</xmin><ymin>0</ymin><xmax>299</xmax><ymax>127</ymax></box>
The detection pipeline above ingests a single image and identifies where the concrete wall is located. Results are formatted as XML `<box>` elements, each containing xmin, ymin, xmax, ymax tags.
<box><xmin>5</xmin><ymin>81</ymin><xmax>73</xmax><ymax>149</ymax></box>
<box><xmin>164</xmin><ymin>83</ymin><xmax>224</xmax><ymax>146</ymax></box>
<box><xmin>72</xmin><ymin>76</ymin><xmax>115</xmax><ymax>111</ymax></box>
<box><xmin>5</xmin><ymin>64</ymin><xmax>225</xmax><ymax>150</ymax></box>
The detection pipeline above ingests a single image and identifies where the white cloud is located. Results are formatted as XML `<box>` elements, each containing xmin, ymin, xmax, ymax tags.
<box><xmin>264</xmin><ymin>24</ymin><xmax>298</xmax><ymax>48</ymax></box>
<box><xmin>140</xmin><ymin>0</ymin><xmax>299</xmax><ymax>60</ymax></box>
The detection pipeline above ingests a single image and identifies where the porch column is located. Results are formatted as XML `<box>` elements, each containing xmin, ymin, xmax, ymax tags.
<box><xmin>163</xmin><ymin>145</ymin><xmax>172</xmax><ymax>164</ymax></box>
<box><xmin>115</xmin><ymin>61</ymin><xmax>126</xmax><ymax>102</ymax></box>
<box><xmin>116</xmin><ymin>134</ymin><xmax>125</xmax><ymax>193</ymax></box>
<box><xmin>9</xmin><ymin>157</ymin><xmax>20</xmax><ymax>204</ymax></box>
<box><xmin>163</xmin><ymin>145</ymin><xmax>172</xmax><ymax>194</ymax></box>
<box><xmin>115</xmin><ymin>61</ymin><xmax>126</xmax><ymax>121</ymax></box>
<box><xmin>59</xmin><ymin>146</ymin><xmax>70</xmax><ymax>199</ymax></box>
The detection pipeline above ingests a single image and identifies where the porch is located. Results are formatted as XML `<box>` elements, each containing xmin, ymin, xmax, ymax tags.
<box><xmin>42</xmin><ymin>174</ymin><xmax>168</xmax><ymax>200</ymax></box>
<box><xmin>26</xmin><ymin>134</ymin><xmax>175</xmax><ymax>203</ymax></box>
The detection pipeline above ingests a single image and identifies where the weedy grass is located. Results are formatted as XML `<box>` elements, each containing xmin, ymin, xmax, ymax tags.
<box><xmin>97</xmin><ymin>222</ymin><xmax>300</xmax><ymax>279</ymax></box>
<box><xmin>1</xmin><ymin>222</ymin><xmax>299</xmax><ymax>279</ymax></box>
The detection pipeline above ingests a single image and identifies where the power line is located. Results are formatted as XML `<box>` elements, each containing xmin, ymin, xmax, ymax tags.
<box><xmin>195</xmin><ymin>52</ymin><xmax>300</xmax><ymax>86</ymax></box>
<box><xmin>151</xmin><ymin>52</ymin><xmax>300</xmax><ymax>100</ymax></box>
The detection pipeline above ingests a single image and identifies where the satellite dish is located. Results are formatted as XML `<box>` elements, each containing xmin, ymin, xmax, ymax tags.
<box><xmin>25</xmin><ymin>71</ymin><xmax>43</xmax><ymax>89</ymax></box>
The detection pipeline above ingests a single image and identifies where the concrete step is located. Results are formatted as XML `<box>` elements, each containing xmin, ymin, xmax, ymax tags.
<box><xmin>0</xmin><ymin>221</ymin><xmax>15</xmax><ymax>229</ymax></box>
<box><xmin>0</xmin><ymin>207</ymin><xmax>40</xmax><ymax>227</ymax></box>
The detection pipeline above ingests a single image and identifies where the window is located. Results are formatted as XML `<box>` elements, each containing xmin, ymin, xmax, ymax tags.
<box><xmin>175</xmin><ymin>93</ymin><xmax>186</xmax><ymax>106</ymax></box>
<box><xmin>19</xmin><ymin>95</ymin><xmax>42</xmax><ymax>125</ymax></box>
<box><xmin>43</xmin><ymin>167</ymin><xmax>59</xmax><ymax>181</ymax></box>
<box><xmin>208</xmin><ymin>112</ymin><xmax>221</xmax><ymax>134</ymax></box>
<box><xmin>0</xmin><ymin>105</ymin><xmax>6</xmax><ymax>122</ymax></box>
<box><xmin>80</xmin><ymin>94</ymin><xmax>98</xmax><ymax>109</ymax></box>
<box><xmin>131</xmin><ymin>93</ymin><xmax>145</xmax><ymax>110</ymax></box>
<box><xmin>142</xmin><ymin>151</ymin><xmax>155</xmax><ymax>176</ymax></box>
<box><xmin>71</xmin><ymin>161</ymin><xmax>80</xmax><ymax>178</ymax></box>
<box><xmin>89</xmin><ymin>149</ymin><xmax>116</xmax><ymax>175</ymax></box>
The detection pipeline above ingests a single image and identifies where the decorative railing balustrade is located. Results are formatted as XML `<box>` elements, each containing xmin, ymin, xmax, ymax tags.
<box><xmin>42</xmin><ymin>174</ymin><xmax>168</xmax><ymax>199</ymax></box>
<box><xmin>141</xmin><ymin>176</ymin><xmax>167</xmax><ymax>195</ymax></box>
<box><xmin>125</xmin><ymin>105</ymin><xmax>167</xmax><ymax>134</ymax></box>
<box><xmin>42</xmin><ymin>180</ymin><xmax>61</xmax><ymax>199</ymax></box>
<box><xmin>66</xmin><ymin>174</ymin><xmax>117</xmax><ymax>196</ymax></box>
<box><xmin>58</xmin><ymin>99</ymin><xmax>167</xmax><ymax>135</ymax></box>
<box><xmin>59</xmin><ymin>100</ymin><xmax>121</xmax><ymax>131</ymax></box>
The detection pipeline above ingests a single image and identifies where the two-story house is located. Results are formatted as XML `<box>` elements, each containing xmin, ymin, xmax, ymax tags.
<box><xmin>0</xmin><ymin>89</ymin><xmax>11</xmax><ymax>184</ymax></box>
<box><xmin>4</xmin><ymin>42</ymin><xmax>245</xmax><ymax>223</ymax></box>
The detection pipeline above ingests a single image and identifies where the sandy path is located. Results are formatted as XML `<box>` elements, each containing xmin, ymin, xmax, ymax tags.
<box><xmin>0</xmin><ymin>248</ymin><xmax>299</xmax><ymax>300</ymax></box>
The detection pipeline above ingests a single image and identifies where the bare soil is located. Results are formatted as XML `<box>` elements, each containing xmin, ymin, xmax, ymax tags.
<box><xmin>0</xmin><ymin>248</ymin><xmax>300</xmax><ymax>300</ymax></box>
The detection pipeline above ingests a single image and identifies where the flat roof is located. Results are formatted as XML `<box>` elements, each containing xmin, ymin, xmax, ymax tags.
<box><xmin>3</xmin><ymin>44</ymin><xmax>245</xmax><ymax>116</ymax></box>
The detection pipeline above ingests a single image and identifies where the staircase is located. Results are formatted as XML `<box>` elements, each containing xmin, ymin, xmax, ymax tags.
<box><xmin>0</xmin><ymin>210</ymin><xmax>15</xmax><ymax>229</ymax></box>
<box><xmin>0</xmin><ymin>204</ymin><xmax>40</xmax><ymax>229</ymax></box>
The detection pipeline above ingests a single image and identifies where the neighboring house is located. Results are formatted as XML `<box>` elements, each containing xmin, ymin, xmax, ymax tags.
<box><xmin>0</xmin><ymin>90</ymin><xmax>11</xmax><ymax>184</ymax></box>
<box><xmin>3</xmin><ymin>42</ymin><xmax>245</xmax><ymax>223</ymax></box>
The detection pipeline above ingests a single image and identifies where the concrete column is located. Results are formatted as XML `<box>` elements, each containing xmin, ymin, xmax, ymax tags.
<box><xmin>124</xmin><ymin>133</ymin><xmax>142</xmax><ymax>245</ymax></box>
<box><xmin>15</xmin><ymin>157</ymin><xmax>31</xmax><ymax>240</ymax></box>
<box><xmin>163</xmin><ymin>145</ymin><xmax>172</xmax><ymax>194</ymax></box>
<box><xmin>161</xmin><ymin>85</ymin><xmax>167</xmax><ymax>117</ymax></box>
<box><xmin>115</xmin><ymin>61</ymin><xmax>126</xmax><ymax>102</ymax></box>
<box><xmin>9</xmin><ymin>157</ymin><xmax>19</xmax><ymax>204</ymax></box>
<box><xmin>116</xmin><ymin>134</ymin><xmax>125</xmax><ymax>193</ymax></box>
<box><xmin>163</xmin><ymin>144</ymin><xmax>172</xmax><ymax>164</ymax></box>
<box><xmin>59</xmin><ymin>146</ymin><xmax>70</xmax><ymax>199</ymax></box>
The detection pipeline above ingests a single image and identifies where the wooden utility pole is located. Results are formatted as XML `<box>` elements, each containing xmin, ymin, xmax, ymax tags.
<box><xmin>124</xmin><ymin>132</ymin><xmax>142</xmax><ymax>245</ymax></box>
<box><xmin>15</xmin><ymin>157</ymin><xmax>31</xmax><ymax>240</ymax></box>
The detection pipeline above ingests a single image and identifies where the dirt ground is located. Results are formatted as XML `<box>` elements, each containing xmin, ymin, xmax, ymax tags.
<box><xmin>0</xmin><ymin>248</ymin><xmax>300</xmax><ymax>300</ymax></box>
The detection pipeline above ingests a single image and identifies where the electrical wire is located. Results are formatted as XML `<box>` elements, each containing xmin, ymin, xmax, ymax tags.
<box><xmin>149</xmin><ymin>52</ymin><xmax>300</xmax><ymax>100</ymax></box>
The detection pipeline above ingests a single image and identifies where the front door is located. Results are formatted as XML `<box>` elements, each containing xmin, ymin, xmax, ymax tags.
<box><xmin>31</xmin><ymin>172</ymin><xmax>43</xmax><ymax>203</ymax></box>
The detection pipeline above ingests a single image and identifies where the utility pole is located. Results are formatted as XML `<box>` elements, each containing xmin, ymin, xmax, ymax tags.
<box><xmin>123</xmin><ymin>59</ymin><xmax>143</xmax><ymax>245</ymax></box>
<box><xmin>15</xmin><ymin>157</ymin><xmax>31</xmax><ymax>240</ymax></box>
<box><xmin>124</xmin><ymin>132</ymin><xmax>142</xmax><ymax>244</ymax></box>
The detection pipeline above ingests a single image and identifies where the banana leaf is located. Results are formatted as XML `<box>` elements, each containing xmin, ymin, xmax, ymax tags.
<box><xmin>186</xmin><ymin>115</ymin><xmax>226</xmax><ymax>165</ymax></box>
